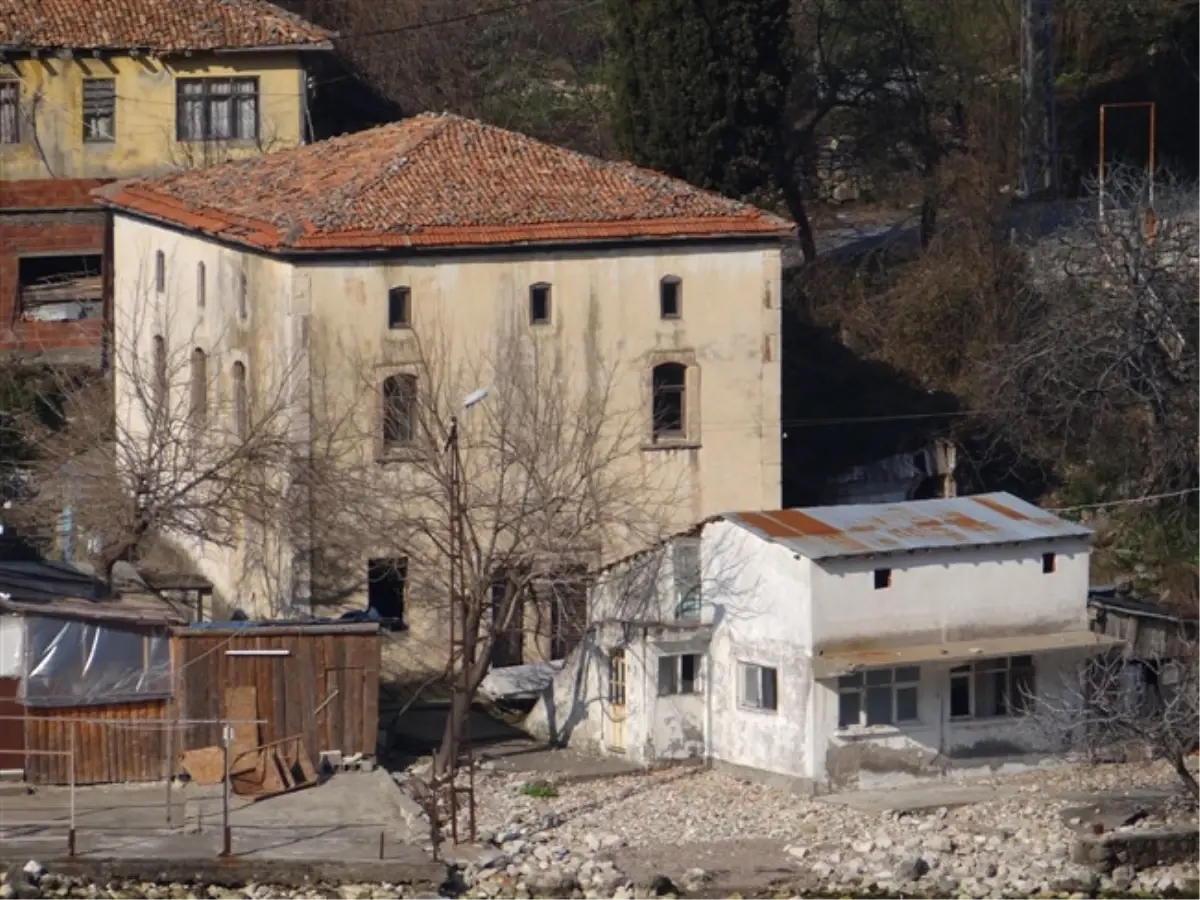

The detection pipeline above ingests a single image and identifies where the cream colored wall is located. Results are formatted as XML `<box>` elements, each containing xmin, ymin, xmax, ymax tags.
<box><xmin>111</xmin><ymin>215</ymin><xmax>295</xmax><ymax>616</ymax></box>
<box><xmin>112</xmin><ymin>217</ymin><xmax>784</xmax><ymax>650</ymax></box>
<box><xmin>0</xmin><ymin>51</ymin><xmax>306</xmax><ymax>181</ymax></box>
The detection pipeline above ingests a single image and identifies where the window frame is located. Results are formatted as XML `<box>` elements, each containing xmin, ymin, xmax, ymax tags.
<box><xmin>949</xmin><ymin>655</ymin><xmax>1036</xmax><ymax>720</ymax></box>
<box><xmin>175</xmin><ymin>76</ymin><xmax>260</xmax><ymax>143</ymax></box>
<box><xmin>659</xmin><ymin>275</ymin><xmax>682</xmax><ymax>319</ymax></box>
<box><xmin>738</xmin><ymin>661</ymin><xmax>778</xmax><ymax>712</ymax></box>
<box><xmin>381</xmin><ymin>373</ymin><xmax>418</xmax><ymax>452</ymax></box>
<box><xmin>837</xmin><ymin>666</ymin><xmax>921</xmax><ymax>729</ymax></box>
<box><xmin>188</xmin><ymin>347</ymin><xmax>208</xmax><ymax>428</ymax></box>
<box><xmin>651</xmin><ymin>361</ymin><xmax>687</xmax><ymax>441</ymax></box>
<box><xmin>529</xmin><ymin>282</ymin><xmax>552</xmax><ymax>326</ymax></box>
<box><xmin>231</xmin><ymin>360</ymin><xmax>249</xmax><ymax>440</ymax></box>
<box><xmin>387</xmin><ymin>286</ymin><xmax>411</xmax><ymax>329</ymax></box>
<box><xmin>672</xmin><ymin>537</ymin><xmax>702</xmax><ymax>620</ymax></box>
<box><xmin>82</xmin><ymin>77</ymin><xmax>116</xmax><ymax>143</ymax></box>
<box><xmin>657</xmin><ymin>653</ymin><xmax>702</xmax><ymax>696</ymax></box>
<box><xmin>0</xmin><ymin>79</ymin><xmax>19</xmax><ymax>144</ymax></box>
<box><xmin>154</xmin><ymin>250</ymin><xmax>166</xmax><ymax>293</ymax></box>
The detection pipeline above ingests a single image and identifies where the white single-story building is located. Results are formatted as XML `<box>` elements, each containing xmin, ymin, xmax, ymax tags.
<box><xmin>524</xmin><ymin>492</ymin><xmax>1121</xmax><ymax>791</ymax></box>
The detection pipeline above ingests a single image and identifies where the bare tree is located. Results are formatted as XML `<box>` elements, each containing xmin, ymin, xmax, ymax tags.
<box><xmin>297</xmin><ymin>316</ymin><xmax>682</xmax><ymax>780</ymax></box>
<box><xmin>1027</xmin><ymin>641</ymin><xmax>1199</xmax><ymax>801</ymax></box>
<box><xmin>8</xmin><ymin>258</ymin><xmax>304</xmax><ymax>595</ymax></box>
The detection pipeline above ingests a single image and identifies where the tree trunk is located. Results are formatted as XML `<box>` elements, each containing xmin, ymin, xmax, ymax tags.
<box><xmin>778</xmin><ymin>168</ymin><xmax>818</xmax><ymax>263</ymax></box>
<box><xmin>1168</xmin><ymin>750</ymin><xmax>1199</xmax><ymax>801</ymax></box>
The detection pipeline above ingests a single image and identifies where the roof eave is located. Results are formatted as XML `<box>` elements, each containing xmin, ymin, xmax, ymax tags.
<box><xmin>0</xmin><ymin>41</ymin><xmax>334</xmax><ymax>56</ymax></box>
<box><xmin>806</xmin><ymin>531</ymin><xmax>1094</xmax><ymax>563</ymax></box>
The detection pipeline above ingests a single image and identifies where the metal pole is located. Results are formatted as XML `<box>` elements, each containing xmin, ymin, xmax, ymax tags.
<box><xmin>220</xmin><ymin>720</ymin><xmax>232</xmax><ymax>857</ymax></box>
<box><xmin>165</xmin><ymin>702</ymin><xmax>174</xmax><ymax>828</ymax></box>
<box><xmin>1147</xmin><ymin>102</ymin><xmax>1157</xmax><ymax>242</ymax></box>
<box><xmin>68</xmin><ymin>725</ymin><xmax>76</xmax><ymax>857</ymax></box>
<box><xmin>446</xmin><ymin>416</ymin><xmax>460</xmax><ymax>845</ymax></box>
<box><xmin>1098</xmin><ymin>105</ymin><xmax>1107</xmax><ymax>224</ymax></box>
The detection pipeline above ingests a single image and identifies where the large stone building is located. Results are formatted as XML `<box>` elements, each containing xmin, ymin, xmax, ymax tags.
<box><xmin>99</xmin><ymin>112</ymin><xmax>791</xmax><ymax>674</ymax></box>
<box><xmin>0</xmin><ymin>0</ymin><xmax>330</xmax><ymax>364</ymax></box>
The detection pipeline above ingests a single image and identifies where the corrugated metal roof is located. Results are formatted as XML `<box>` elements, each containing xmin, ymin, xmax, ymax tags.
<box><xmin>724</xmin><ymin>492</ymin><xmax>1091</xmax><ymax>561</ymax></box>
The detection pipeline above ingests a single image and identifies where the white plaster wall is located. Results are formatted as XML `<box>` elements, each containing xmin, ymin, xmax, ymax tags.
<box><xmin>809</xmin><ymin>539</ymin><xmax>1091</xmax><ymax>650</ymax></box>
<box><xmin>0</xmin><ymin>615</ymin><xmax>22</xmax><ymax>677</ymax></box>
<box><xmin>808</xmin><ymin>647</ymin><xmax>1092</xmax><ymax>790</ymax></box>
<box><xmin>703</xmin><ymin>520</ymin><xmax>815</xmax><ymax>780</ymax></box>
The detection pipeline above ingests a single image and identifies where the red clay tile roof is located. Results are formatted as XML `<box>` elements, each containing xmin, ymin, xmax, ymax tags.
<box><xmin>0</xmin><ymin>0</ymin><xmax>331</xmax><ymax>52</ymax></box>
<box><xmin>98</xmin><ymin>113</ymin><xmax>795</xmax><ymax>252</ymax></box>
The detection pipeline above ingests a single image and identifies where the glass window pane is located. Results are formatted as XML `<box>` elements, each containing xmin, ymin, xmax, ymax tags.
<box><xmin>1010</xmin><ymin>667</ymin><xmax>1035</xmax><ymax>713</ymax></box>
<box><xmin>894</xmin><ymin>666</ymin><xmax>920</xmax><ymax>683</ymax></box>
<box><xmin>896</xmin><ymin>686</ymin><xmax>919</xmax><ymax>721</ymax></box>
<box><xmin>838</xmin><ymin>691</ymin><xmax>861</xmax><ymax>728</ymax></box>
<box><xmin>950</xmin><ymin>675</ymin><xmax>971</xmax><ymax>717</ymax></box>
<box><xmin>975</xmin><ymin>670</ymin><xmax>1006</xmax><ymax>716</ymax></box>
<box><xmin>761</xmin><ymin>667</ymin><xmax>778</xmax><ymax>710</ymax></box>
<box><xmin>658</xmin><ymin>655</ymin><xmax>677</xmax><ymax>696</ymax></box>
<box><xmin>837</xmin><ymin>672</ymin><xmax>863</xmax><ymax>689</ymax></box>
<box><xmin>741</xmin><ymin>664</ymin><xmax>759</xmax><ymax>707</ymax></box>
<box><xmin>865</xmin><ymin>686</ymin><xmax>893</xmax><ymax>725</ymax></box>
<box><xmin>865</xmin><ymin>669</ymin><xmax>892</xmax><ymax>686</ymax></box>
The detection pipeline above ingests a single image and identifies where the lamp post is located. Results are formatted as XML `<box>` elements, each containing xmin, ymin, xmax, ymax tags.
<box><xmin>442</xmin><ymin>387</ymin><xmax>488</xmax><ymax>848</ymax></box>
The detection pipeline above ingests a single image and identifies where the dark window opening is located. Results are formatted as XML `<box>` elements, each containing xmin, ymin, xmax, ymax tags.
<box><xmin>232</xmin><ymin>361</ymin><xmax>249</xmax><ymax>438</ymax></box>
<box><xmin>189</xmin><ymin>348</ymin><xmax>208</xmax><ymax>427</ymax></box>
<box><xmin>660</xmin><ymin>276</ymin><xmax>681</xmax><ymax>318</ymax></box>
<box><xmin>874</xmin><ymin>568</ymin><xmax>892</xmax><ymax>589</ymax></box>
<box><xmin>490</xmin><ymin>569</ymin><xmax>526</xmax><ymax>668</ymax></box>
<box><xmin>155</xmin><ymin>250</ymin><xmax>165</xmax><ymax>293</ymax></box>
<box><xmin>382</xmin><ymin>374</ymin><xmax>417</xmax><ymax>450</ymax></box>
<box><xmin>0</xmin><ymin>80</ymin><xmax>19</xmax><ymax>144</ymax></box>
<box><xmin>949</xmin><ymin>666</ymin><xmax>971</xmax><ymax>717</ymax></box>
<box><xmin>197</xmin><ymin>262</ymin><xmax>206</xmax><ymax>310</ymax></box>
<box><xmin>152</xmin><ymin>335</ymin><xmax>167</xmax><ymax>412</ymax></box>
<box><xmin>651</xmin><ymin>362</ymin><xmax>686</xmax><ymax>439</ymax></box>
<box><xmin>1042</xmin><ymin>552</ymin><xmax>1056</xmax><ymax>574</ymax></box>
<box><xmin>367</xmin><ymin>557</ymin><xmax>406</xmax><ymax>629</ymax></box>
<box><xmin>82</xmin><ymin>78</ymin><xmax>115</xmax><ymax>142</ymax></box>
<box><xmin>387</xmin><ymin>286</ymin><xmax>411</xmax><ymax>329</ymax></box>
<box><xmin>17</xmin><ymin>254</ymin><xmax>103</xmax><ymax>322</ymax></box>
<box><xmin>530</xmin><ymin>283</ymin><xmax>551</xmax><ymax>325</ymax></box>
<box><xmin>547</xmin><ymin>567</ymin><xmax>589</xmax><ymax>660</ymax></box>
<box><xmin>176</xmin><ymin>77</ymin><xmax>259</xmax><ymax>142</ymax></box>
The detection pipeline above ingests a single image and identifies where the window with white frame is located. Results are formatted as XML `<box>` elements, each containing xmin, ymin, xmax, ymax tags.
<box><xmin>739</xmin><ymin>662</ymin><xmax>777</xmax><ymax>711</ymax></box>
<box><xmin>838</xmin><ymin>666</ymin><xmax>920</xmax><ymax>728</ymax></box>
<box><xmin>949</xmin><ymin>655</ymin><xmax>1036</xmax><ymax>719</ymax></box>
<box><xmin>658</xmin><ymin>653</ymin><xmax>701</xmax><ymax>696</ymax></box>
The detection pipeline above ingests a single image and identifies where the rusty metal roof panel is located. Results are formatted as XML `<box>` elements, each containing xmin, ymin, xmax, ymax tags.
<box><xmin>723</xmin><ymin>493</ymin><xmax>1091</xmax><ymax>561</ymax></box>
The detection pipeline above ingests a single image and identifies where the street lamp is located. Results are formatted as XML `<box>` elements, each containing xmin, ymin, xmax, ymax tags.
<box><xmin>440</xmin><ymin>387</ymin><xmax>488</xmax><ymax>850</ymax></box>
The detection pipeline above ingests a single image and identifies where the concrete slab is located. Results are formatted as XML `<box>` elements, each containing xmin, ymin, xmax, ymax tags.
<box><xmin>478</xmin><ymin>743</ymin><xmax>645</xmax><ymax>782</ymax></box>
<box><xmin>818</xmin><ymin>783</ymin><xmax>1013</xmax><ymax>814</ymax></box>
<box><xmin>0</xmin><ymin>771</ymin><xmax>431</xmax><ymax>867</ymax></box>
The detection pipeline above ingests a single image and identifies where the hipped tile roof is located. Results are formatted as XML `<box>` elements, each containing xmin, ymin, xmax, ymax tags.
<box><xmin>99</xmin><ymin>113</ymin><xmax>795</xmax><ymax>253</ymax></box>
<box><xmin>0</xmin><ymin>0</ymin><xmax>331</xmax><ymax>52</ymax></box>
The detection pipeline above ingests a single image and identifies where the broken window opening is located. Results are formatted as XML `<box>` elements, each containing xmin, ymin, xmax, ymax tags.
<box><xmin>651</xmin><ymin>362</ymin><xmax>686</xmax><ymax>440</ymax></box>
<box><xmin>387</xmin><ymin>286</ymin><xmax>410</xmax><ymax>329</ymax></box>
<box><xmin>659</xmin><ymin>276</ymin><xmax>681</xmax><ymax>319</ymax></box>
<box><xmin>1042</xmin><ymin>552</ymin><xmax>1056</xmax><ymax>574</ymax></box>
<box><xmin>490</xmin><ymin>569</ymin><xmax>527</xmax><ymax>668</ymax></box>
<box><xmin>949</xmin><ymin>655</ymin><xmax>1036</xmax><ymax>719</ymax></box>
<box><xmin>837</xmin><ymin>666</ymin><xmax>920</xmax><ymax>728</ymax></box>
<box><xmin>529</xmin><ymin>283</ymin><xmax>551</xmax><ymax>325</ymax></box>
<box><xmin>547</xmin><ymin>567</ymin><xmax>589</xmax><ymax>660</ymax></box>
<box><xmin>739</xmin><ymin>662</ymin><xmax>778</xmax><ymax>711</ymax></box>
<box><xmin>366</xmin><ymin>557</ymin><xmax>407</xmax><ymax>629</ymax></box>
<box><xmin>658</xmin><ymin>653</ymin><xmax>701</xmax><ymax>696</ymax></box>
<box><xmin>0</xmin><ymin>80</ymin><xmax>18</xmax><ymax>144</ymax></box>
<box><xmin>82</xmin><ymin>78</ymin><xmax>115</xmax><ymax>142</ymax></box>
<box><xmin>874</xmin><ymin>568</ymin><xmax>892</xmax><ymax>589</ymax></box>
<box><xmin>381</xmin><ymin>373</ymin><xmax>417</xmax><ymax>450</ymax></box>
<box><xmin>17</xmin><ymin>255</ymin><xmax>103</xmax><ymax>322</ymax></box>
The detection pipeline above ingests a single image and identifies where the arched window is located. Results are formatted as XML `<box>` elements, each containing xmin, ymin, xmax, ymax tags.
<box><xmin>382</xmin><ymin>373</ymin><xmax>417</xmax><ymax>449</ymax></box>
<box><xmin>154</xmin><ymin>250</ymin><xmax>165</xmax><ymax>293</ymax></box>
<box><xmin>189</xmin><ymin>348</ymin><xmax>208</xmax><ymax>426</ymax></box>
<box><xmin>232</xmin><ymin>361</ymin><xmax>248</xmax><ymax>439</ymax></box>
<box><xmin>152</xmin><ymin>335</ymin><xmax>167</xmax><ymax>411</ymax></box>
<box><xmin>196</xmin><ymin>262</ymin><xmax>206</xmax><ymax>310</ymax></box>
<box><xmin>651</xmin><ymin>362</ymin><xmax>686</xmax><ymax>439</ymax></box>
<box><xmin>659</xmin><ymin>276</ymin><xmax>681</xmax><ymax>319</ymax></box>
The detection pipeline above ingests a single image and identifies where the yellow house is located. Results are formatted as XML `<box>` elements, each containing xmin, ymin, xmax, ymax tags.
<box><xmin>0</xmin><ymin>0</ymin><xmax>331</xmax><ymax>360</ymax></box>
<box><xmin>100</xmin><ymin>113</ymin><xmax>792</xmax><ymax>678</ymax></box>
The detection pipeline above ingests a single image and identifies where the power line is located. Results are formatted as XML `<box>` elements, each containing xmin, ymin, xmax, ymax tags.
<box><xmin>337</xmin><ymin>0</ymin><xmax>556</xmax><ymax>41</ymax></box>
<box><xmin>1049</xmin><ymin>488</ymin><xmax>1199</xmax><ymax>513</ymax></box>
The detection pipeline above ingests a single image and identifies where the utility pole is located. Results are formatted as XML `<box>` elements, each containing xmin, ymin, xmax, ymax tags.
<box><xmin>1019</xmin><ymin>0</ymin><xmax>1057</xmax><ymax>198</ymax></box>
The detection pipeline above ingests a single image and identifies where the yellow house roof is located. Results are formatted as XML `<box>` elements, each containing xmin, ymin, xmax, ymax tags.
<box><xmin>0</xmin><ymin>0</ymin><xmax>333</xmax><ymax>52</ymax></box>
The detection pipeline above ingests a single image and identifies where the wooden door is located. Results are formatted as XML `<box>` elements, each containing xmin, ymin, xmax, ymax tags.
<box><xmin>607</xmin><ymin>650</ymin><xmax>627</xmax><ymax>753</ymax></box>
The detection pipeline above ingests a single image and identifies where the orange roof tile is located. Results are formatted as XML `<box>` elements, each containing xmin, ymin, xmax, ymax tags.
<box><xmin>0</xmin><ymin>0</ymin><xmax>331</xmax><ymax>52</ymax></box>
<box><xmin>98</xmin><ymin>113</ymin><xmax>795</xmax><ymax>253</ymax></box>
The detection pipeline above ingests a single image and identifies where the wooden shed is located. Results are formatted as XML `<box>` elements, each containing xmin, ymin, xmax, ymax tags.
<box><xmin>171</xmin><ymin>621</ymin><xmax>382</xmax><ymax>766</ymax></box>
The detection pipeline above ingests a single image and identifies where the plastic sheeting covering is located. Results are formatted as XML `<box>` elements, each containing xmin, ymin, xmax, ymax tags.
<box><xmin>21</xmin><ymin>616</ymin><xmax>171</xmax><ymax>707</ymax></box>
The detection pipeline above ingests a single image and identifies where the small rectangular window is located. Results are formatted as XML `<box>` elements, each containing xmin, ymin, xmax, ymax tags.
<box><xmin>388</xmin><ymin>286</ymin><xmax>411</xmax><ymax>329</ymax></box>
<box><xmin>1041</xmin><ymin>552</ymin><xmax>1056</xmax><ymax>574</ymax></box>
<box><xmin>660</xmin><ymin>277</ymin><xmax>681</xmax><ymax>318</ymax></box>
<box><xmin>155</xmin><ymin>250</ymin><xmax>165</xmax><ymax>293</ymax></box>
<box><xmin>0</xmin><ymin>80</ymin><xmax>19</xmax><ymax>144</ymax></box>
<box><xmin>739</xmin><ymin>662</ymin><xmax>778</xmax><ymax>711</ymax></box>
<box><xmin>530</xmin><ymin>283</ymin><xmax>551</xmax><ymax>325</ymax></box>
<box><xmin>658</xmin><ymin>654</ymin><xmax>701</xmax><ymax>696</ymax></box>
<box><xmin>874</xmin><ymin>568</ymin><xmax>892</xmax><ymax>589</ymax></box>
<box><xmin>367</xmin><ymin>557</ymin><xmax>407</xmax><ymax>629</ymax></box>
<box><xmin>176</xmin><ymin>77</ymin><xmax>259</xmax><ymax>142</ymax></box>
<box><xmin>82</xmin><ymin>78</ymin><xmax>116</xmax><ymax>142</ymax></box>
